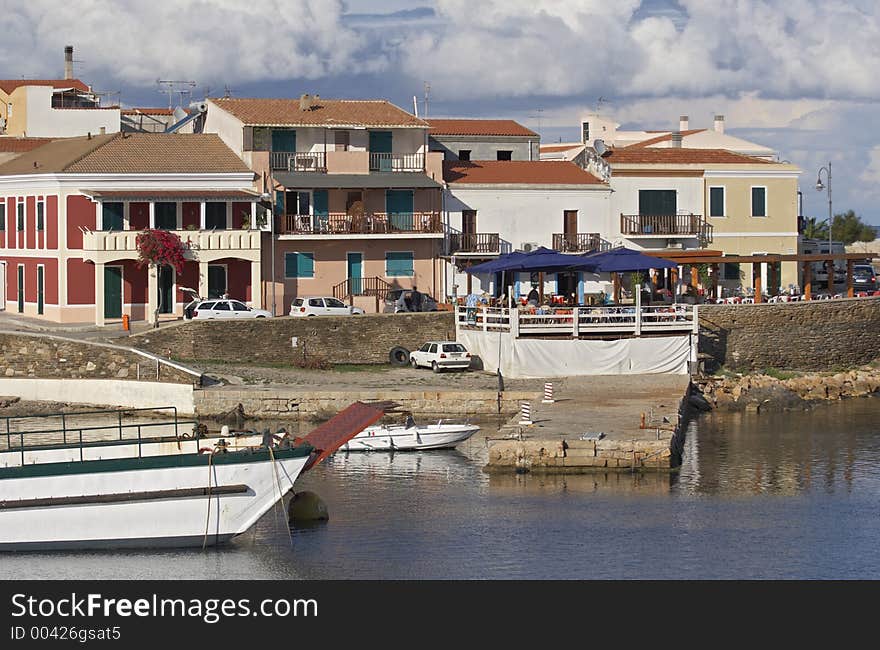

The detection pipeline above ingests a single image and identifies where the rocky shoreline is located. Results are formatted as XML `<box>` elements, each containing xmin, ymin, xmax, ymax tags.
<box><xmin>694</xmin><ymin>365</ymin><xmax>880</xmax><ymax>413</ymax></box>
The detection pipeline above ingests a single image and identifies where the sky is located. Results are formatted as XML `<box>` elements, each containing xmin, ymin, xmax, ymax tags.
<box><xmin>2</xmin><ymin>0</ymin><xmax>879</xmax><ymax>223</ymax></box>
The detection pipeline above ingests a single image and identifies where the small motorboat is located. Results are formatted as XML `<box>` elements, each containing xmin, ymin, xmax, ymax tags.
<box><xmin>339</xmin><ymin>418</ymin><xmax>480</xmax><ymax>452</ymax></box>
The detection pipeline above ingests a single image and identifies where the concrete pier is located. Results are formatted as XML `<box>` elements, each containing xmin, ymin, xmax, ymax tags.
<box><xmin>484</xmin><ymin>376</ymin><xmax>693</xmax><ymax>473</ymax></box>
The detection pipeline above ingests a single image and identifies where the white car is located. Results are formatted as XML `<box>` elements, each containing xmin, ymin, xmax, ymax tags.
<box><xmin>290</xmin><ymin>296</ymin><xmax>365</xmax><ymax>317</ymax></box>
<box><xmin>191</xmin><ymin>298</ymin><xmax>273</xmax><ymax>319</ymax></box>
<box><xmin>409</xmin><ymin>341</ymin><xmax>471</xmax><ymax>373</ymax></box>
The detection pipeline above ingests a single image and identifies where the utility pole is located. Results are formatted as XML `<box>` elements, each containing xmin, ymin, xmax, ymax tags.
<box><xmin>423</xmin><ymin>81</ymin><xmax>430</xmax><ymax>118</ymax></box>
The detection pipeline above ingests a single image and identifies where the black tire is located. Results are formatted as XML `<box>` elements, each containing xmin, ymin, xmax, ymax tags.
<box><xmin>431</xmin><ymin>361</ymin><xmax>440</xmax><ymax>373</ymax></box>
<box><xmin>389</xmin><ymin>346</ymin><xmax>410</xmax><ymax>366</ymax></box>
<box><xmin>256</xmin><ymin>315</ymin><xmax>266</xmax><ymax>318</ymax></box>
<box><xmin>410</xmin><ymin>356</ymin><xmax>419</xmax><ymax>369</ymax></box>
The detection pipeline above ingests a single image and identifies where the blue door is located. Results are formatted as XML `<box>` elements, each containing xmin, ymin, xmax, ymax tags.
<box><xmin>386</xmin><ymin>190</ymin><xmax>414</xmax><ymax>231</ymax></box>
<box><xmin>369</xmin><ymin>131</ymin><xmax>393</xmax><ymax>171</ymax></box>
<box><xmin>347</xmin><ymin>253</ymin><xmax>363</xmax><ymax>295</ymax></box>
<box><xmin>313</xmin><ymin>190</ymin><xmax>329</xmax><ymax>232</ymax></box>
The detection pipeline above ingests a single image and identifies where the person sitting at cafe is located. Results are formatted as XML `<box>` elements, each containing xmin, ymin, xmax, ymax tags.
<box><xmin>527</xmin><ymin>287</ymin><xmax>540</xmax><ymax>306</ymax></box>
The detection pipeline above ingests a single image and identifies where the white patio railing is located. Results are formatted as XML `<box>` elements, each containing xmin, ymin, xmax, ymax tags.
<box><xmin>455</xmin><ymin>305</ymin><xmax>698</xmax><ymax>338</ymax></box>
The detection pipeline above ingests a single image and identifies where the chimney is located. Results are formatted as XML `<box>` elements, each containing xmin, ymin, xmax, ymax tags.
<box><xmin>670</xmin><ymin>132</ymin><xmax>683</xmax><ymax>148</ymax></box>
<box><xmin>714</xmin><ymin>114</ymin><xmax>725</xmax><ymax>134</ymax></box>
<box><xmin>99</xmin><ymin>126</ymin><xmax>106</xmax><ymax>135</ymax></box>
<box><xmin>679</xmin><ymin>115</ymin><xmax>689</xmax><ymax>132</ymax></box>
<box><xmin>299</xmin><ymin>93</ymin><xmax>311</xmax><ymax>111</ymax></box>
<box><xmin>64</xmin><ymin>45</ymin><xmax>74</xmax><ymax>80</ymax></box>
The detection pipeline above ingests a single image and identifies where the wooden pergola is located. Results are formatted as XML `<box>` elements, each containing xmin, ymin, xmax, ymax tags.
<box><xmin>645</xmin><ymin>250</ymin><xmax>878</xmax><ymax>302</ymax></box>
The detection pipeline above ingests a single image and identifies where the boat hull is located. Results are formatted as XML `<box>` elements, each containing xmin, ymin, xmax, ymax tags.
<box><xmin>0</xmin><ymin>451</ymin><xmax>308</xmax><ymax>551</ymax></box>
<box><xmin>340</xmin><ymin>424</ymin><xmax>480</xmax><ymax>452</ymax></box>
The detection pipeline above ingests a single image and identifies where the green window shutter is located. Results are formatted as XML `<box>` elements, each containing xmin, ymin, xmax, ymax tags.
<box><xmin>752</xmin><ymin>187</ymin><xmax>766</xmax><ymax>217</ymax></box>
<box><xmin>0</xmin><ymin>203</ymin><xmax>5</xmax><ymax>231</ymax></box>
<box><xmin>709</xmin><ymin>187</ymin><xmax>724</xmax><ymax>217</ymax></box>
<box><xmin>386</xmin><ymin>252</ymin><xmax>414</xmax><ymax>277</ymax></box>
<box><xmin>285</xmin><ymin>252</ymin><xmax>314</xmax><ymax>278</ymax></box>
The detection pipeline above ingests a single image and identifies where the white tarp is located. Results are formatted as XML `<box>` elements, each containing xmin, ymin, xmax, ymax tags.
<box><xmin>459</xmin><ymin>331</ymin><xmax>692</xmax><ymax>378</ymax></box>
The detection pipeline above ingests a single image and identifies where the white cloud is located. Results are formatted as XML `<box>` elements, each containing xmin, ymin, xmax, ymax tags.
<box><xmin>0</xmin><ymin>0</ymin><xmax>386</xmax><ymax>88</ymax></box>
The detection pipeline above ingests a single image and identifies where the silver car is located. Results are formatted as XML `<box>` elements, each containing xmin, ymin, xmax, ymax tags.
<box><xmin>384</xmin><ymin>289</ymin><xmax>438</xmax><ymax>313</ymax></box>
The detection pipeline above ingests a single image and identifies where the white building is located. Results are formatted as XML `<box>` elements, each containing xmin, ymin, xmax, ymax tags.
<box><xmin>442</xmin><ymin>160</ymin><xmax>611</xmax><ymax>301</ymax></box>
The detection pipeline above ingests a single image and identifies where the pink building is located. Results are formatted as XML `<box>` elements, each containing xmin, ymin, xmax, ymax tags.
<box><xmin>204</xmin><ymin>95</ymin><xmax>445</xmax><ymax>313</ymax></box>
<box><xmin>0</xmin><ymin>133</ymin><xmax>261</xmax><ymax>325</ymax></box>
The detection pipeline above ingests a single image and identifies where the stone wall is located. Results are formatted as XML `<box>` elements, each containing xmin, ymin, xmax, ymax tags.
<box><xmin>195</xmin><ymin>386</ymin><xmax>536</xmax><ymax>419</ymax></box>
<box><xmin>132</xmin><ymin>313</ymin><xmax>456</xmax><ymax>365</ymax></box>
<box><xmin>0</xmin><ymin>332</ymin><xmax>199</xmax><ymax>385</ymax></box>
<box><xmin>698</xmin><ymin>298</ymin><xmax>880</xmax><ymax>371</ymax></box>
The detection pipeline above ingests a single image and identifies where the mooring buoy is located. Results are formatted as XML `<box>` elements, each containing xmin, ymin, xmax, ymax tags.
<box><xmin>288</xmin><ymin>491</ymin><xmax>329</xmax><ymax>523</ymax></box>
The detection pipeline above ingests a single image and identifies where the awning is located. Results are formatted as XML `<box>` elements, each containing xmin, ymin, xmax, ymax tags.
<box><xmin>273</xmin><ymin>172</ymin><xmax>442</xmax><ymax>190</ymax></box>
<box><xmin>80</xmin><ymin>189</ymin><xmax>261</xmax><ymax>201</ymax></box>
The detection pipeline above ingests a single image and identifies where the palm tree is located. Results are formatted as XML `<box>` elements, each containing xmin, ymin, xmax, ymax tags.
<box><xmin>802</xmin><ymin>216</ymin><xmax>828</xmax><ymax>240</ymax></box>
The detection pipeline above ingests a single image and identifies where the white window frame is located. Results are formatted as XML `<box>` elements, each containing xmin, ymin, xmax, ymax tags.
<box><xmin>708</xmin><ymin>186</ymin><xmax>726</xmax><ymax>218</ymax></box>
<box><xmin>751</xmin><ymin>186</ymin><xmax>767</xmax><ymax>218</ymax></box>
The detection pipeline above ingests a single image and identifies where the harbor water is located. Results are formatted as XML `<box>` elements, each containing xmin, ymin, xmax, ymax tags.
<box><xmin>2</xmin><ymin>399</ymin><xmax>880</xmax><ymax>579</ymax></box>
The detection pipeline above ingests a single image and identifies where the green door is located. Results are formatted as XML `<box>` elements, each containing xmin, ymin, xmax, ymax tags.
<box><xmin>386</xmin><ymin>190</ymin><xmax>414</xmax><ymax>231</ymax></box>
<box><xmin>154</xmin><ymin>203</ymin><xmax>177</xmax><ymax>230</ymax></box>
<box><xmin>208</xmin><ymin>265</ymin><xmax>226</xmax><ymax>299</ymax></box>
<box><xmin>369</xmin><ymin>131</ymin><xmax>393</xmax><ymax>171</ymax></box>
<box><xmin>157</xmin><ymin>265</ymin><xmax>173</xmax><ymax>314</ymax></box>
<box><xmin>37</xmin><ymin>266</ymin><xmax>44</xmax><ymax>315</ymax></box>
<box><xmin>104</xmin><ymin>266</ymin><xmax>122</xmax><ymax>319</ymax></box>
<box><xmin>102</xmin><ymin>202</ymin><xmax>124</xmax><ymax>231</ymax></box>
<box><xmin>271</xmin><ymin>129</ymin><xmax>296</xmax><ymax>152</ymax></box>
<box><xmin>313</xmin><ymin>190</ymin><xmax>329</xmax><ymax>232</ymax></box>
<box><xmin>347</xmin><ymin>253</ymin><xmax>363</xmax><ymax>295</ymax></box>
<box><xmin>16</xmin><ymin>265</ymin><xmax>23</xmax><ymax>313</ymax></box>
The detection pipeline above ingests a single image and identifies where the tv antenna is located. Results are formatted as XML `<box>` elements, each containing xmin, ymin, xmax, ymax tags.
<box><xmin>595</xmin><ymin>96</ymin><xmax>609</xmax><ymax>114</ymax></box>
<box><xmin>91</xmin><ymin>89</ymin><xmax>121</xmax><ymax>108</ymax></box>
<box><xmin>528</xmin><ymin>108</ymin><xmax>544</xmax><ymax>132</ymax></box>
<box><xmin>223</xmin><ymin>84</ymin><xmax>235</xmax><ymax>99</ymax></box>
<box><xmin>157</xmin><ymin>79</ymin><xmax>197</xmax><ymax>109</ymax></box>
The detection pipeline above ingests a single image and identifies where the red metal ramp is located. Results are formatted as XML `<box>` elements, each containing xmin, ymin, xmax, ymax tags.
<box><xmin>297</xmin><ymin>401</ymin><xmax>391</xmax><ymax>470</ymax></box>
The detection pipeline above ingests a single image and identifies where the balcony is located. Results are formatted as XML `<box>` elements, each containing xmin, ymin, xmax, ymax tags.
<box><xmin>270</xmin><ymin>151</ymin><xmax>327</xmax><ymax>172</ymax></box>
<box><xmin>280</xmin><ymin>211</ymin><xmax>442</xmax><ymax>235</ymax></box>
<box><xmin>552</xmin><ymin>233</ymin><xmax>609</xmax><ymax>253</ymax></box>
<box><xmin>448</xmin><ymin>233</ymin><xmax>501</xmax><ymax>255</ymax></box>
<box><xmin>369</xmin><ymin>152</ymin><xmax>425</xmax><ymax>172</ymax></box>
<box><xmin>80</xmin><ymin>228</ymin><xmax>262</xmax><ymax>264</ymax></box>
<box><xmin>620</xmin><ymin>214</ymin><xmax>713</xmax><ymax>244</ymax></box>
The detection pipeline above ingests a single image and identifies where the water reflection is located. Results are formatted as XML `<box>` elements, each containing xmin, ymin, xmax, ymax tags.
<box><xmin>676</xmin><ymin>398</ymin><xmax>880</xmax><ymax>496</ymax></box>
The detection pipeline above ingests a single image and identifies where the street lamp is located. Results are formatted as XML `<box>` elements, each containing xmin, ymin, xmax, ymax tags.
<box><xmin>816</xmin><ymin>163</ymin><xmax>833</xmax><ymax>285</ymax></box>
<box><xmin>260</xmin><ymin>191</ymin><xmax>275</xmax><ymax>316</ymax></box>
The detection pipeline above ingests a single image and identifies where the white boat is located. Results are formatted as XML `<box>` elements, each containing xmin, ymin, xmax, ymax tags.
<box><xmin>0</xmin><ymin>402</ymin><xmax>385</xmax><ymax>550</ymax></box>
<box><xmin>339</xmin><ymin>419</ymin><xmax>480</xmax><ymax>452</ymax></box>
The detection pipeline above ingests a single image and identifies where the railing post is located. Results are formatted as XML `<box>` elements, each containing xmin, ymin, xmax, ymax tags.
<box><xmin>510</xmin><ymin>308</ymin><xmax>519</xmax><ymax>338</ymax></box>
<box><xmin>482</xmin><ymin>307</ymin><xmax>488</xmax><ymax>332</ymax></box>
<box><xmin>692</xmin><ymin>304</ymin><xmax>699</xmax><ymax>334</ymax></box>
<box><xmin>635</xmin><ymin>284</ymin><xmax>642</xmax><ymax>337</ymax></box>
<box><xmin>572</xmin><ymin>307</ymin><xmax>579</xmax><ymax>338</ymax></box>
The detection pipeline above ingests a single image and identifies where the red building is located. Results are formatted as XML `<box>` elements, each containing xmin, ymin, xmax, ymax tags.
<box><xmin>0</xmin><ymin>133</ymin><xmax>260</xmax><ymax>325</ymax></box>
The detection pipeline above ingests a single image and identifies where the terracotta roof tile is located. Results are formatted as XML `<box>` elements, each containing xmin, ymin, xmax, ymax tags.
<box><xmin>539</xmin><ymin>144</ymin><xmax>583</xmax><ymax>153</ymax></box>
<box><xmin>444</xmin><ymin>160</ymin><xmax>604</xmax><ymax>185</ymax></box>
<box><xmin>0</xmin><ymin>137</ymin><xmax>55</xmax><ymax>153</ymax></box>
<box><xmin>211</xmin><ymin>97</ymin><xmax>427</xmax><ymax>128</ymax></box>
<box><xmin>605</xmin><ymin>148</ymin><xmax>773</xmax><ymax>165</ymax></box>
<box><xmin>0</xmin><ymin>133</ymin><xmax>252</xmax><ymax>175</ymax></box>
<box><xmin>0</xmin><ymin>79</ymin><xmax>90</xmax><ymax>94</ymax></box>
<box><xmin>427</xmin><ymin>119</ymin><xmax>537</xmax><ymax>137</ymax></box>
<box><xmin>625</xmin><ymin>130</ymin><xmax>706</xmax><ymax>148</ymax></box>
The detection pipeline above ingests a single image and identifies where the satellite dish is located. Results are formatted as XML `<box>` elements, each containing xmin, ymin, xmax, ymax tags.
<box><xmin>172</xmin><ymin>107</ymin><xmax>188</xmax><ymax>123</ymax></box>
<box><xmin>593</xmin><ymin>139</ymin><xmax>607</xmax><ymax>155</ymax></box>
